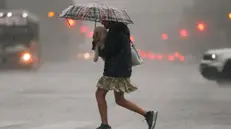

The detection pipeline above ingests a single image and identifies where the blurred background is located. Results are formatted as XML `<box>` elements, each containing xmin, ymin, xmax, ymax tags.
<box><xmin>2</xmin><ymin>0</ymin><xmax>231</xmax><ymax>63</ymax></box>
<box><xmin>0</xmin><ymin>1</ymin><xmax>231</xmax><ymax>129</ymax></box>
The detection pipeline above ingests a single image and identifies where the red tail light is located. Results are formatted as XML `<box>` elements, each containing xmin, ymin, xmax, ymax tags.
<box><xmin>167</xmin><ymin>55</ymin><xmax>175</xmax><ymax>61</ymax></box>
<box><xmin>180</xmin><ymin>29</ymin><xmax>188</xmax><ymax>37</ymax></box>
<box><xmin>179</xmin><ymin>56</ymin><xmax>185</xmax><ymax>61</ymax></box>
<box><xmin>80</xmin><ymin>26</ymin><xmax>88</xmax><ymax>33</ymax></box>
<box><xmin>156</xmin><ymin>54</ymin><xmax>164</xmax><ymax>60</ymax></box>
<box><xmin>148</xmin><ymin>52</ymin><xmax>155</xmax><ymax>60</ymax></box>
<box><xmin>161</xmin><ymin>33</ymin><xmax>168</xmax><ymax>40</ymax></box>
<box><xmin>174</xmin><ymin>52</ymin><xmax>180</xmax><ymax>57</ymax></box>
<box><xmin>138</xmin><ymin>50</ymin><xmax>185</xmax><ymax>62</ymax></box>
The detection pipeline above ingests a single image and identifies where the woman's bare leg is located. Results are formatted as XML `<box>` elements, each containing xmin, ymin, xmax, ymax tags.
<box><xmin>95</xmin><ymin>88</ymin><xmax>109</xmax><ymax>124</ymax></box>
<box><xmin>113</xmin><ymin>91</ymin><xmax>146</xmax><ymax>116</ymax></box>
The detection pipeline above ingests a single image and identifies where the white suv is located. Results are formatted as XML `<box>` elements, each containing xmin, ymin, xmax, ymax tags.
<box><xmin>200</xmin><ymin>48</ymin><xmax>231</xmax><ymax>81</ymax></box>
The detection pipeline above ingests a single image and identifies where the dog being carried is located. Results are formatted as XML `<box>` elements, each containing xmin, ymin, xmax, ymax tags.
<box><xmin>92</xmin><ymin>26</ymin><xmax>107</xmax><ymax>62</ymax></box>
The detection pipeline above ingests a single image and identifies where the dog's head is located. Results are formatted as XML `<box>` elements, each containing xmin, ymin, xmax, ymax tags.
<box><xmin>93</xmin><ymin>26</ymin><xmax>107</xmax><ymax>43</ymax></box>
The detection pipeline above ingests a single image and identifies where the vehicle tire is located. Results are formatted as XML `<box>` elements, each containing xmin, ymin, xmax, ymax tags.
<box><xmin>201</xmin><ymin>71</ymin><xmax>215</xmax><ymax>80</ymax></box>
<box><xmin>220</xmin><ymin>59</ymin><xmax>231</xmax><ymax>80</ymax></box>
<box><xmin>200</xmin><ymin>68</ymin><xmax>218</xmax><ymax>80</ymax></box>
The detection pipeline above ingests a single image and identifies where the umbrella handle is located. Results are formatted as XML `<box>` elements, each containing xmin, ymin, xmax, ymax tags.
<box><xmin>94</xmin><ymin>21</ymin><xmax>97</xmax><ymax>28</ymax></box>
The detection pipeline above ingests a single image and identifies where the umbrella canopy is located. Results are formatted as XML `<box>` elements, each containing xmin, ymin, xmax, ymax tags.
<box><xmin>59</xmin><ymin>3</ymin><xmax>134</xmax><ymax>24</ymax></box>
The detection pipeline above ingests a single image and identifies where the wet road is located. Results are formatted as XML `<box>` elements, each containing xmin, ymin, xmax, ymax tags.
<box><xmin>0</xmin><ymin>61</ymin><xmax>231</xmax><ymax>129</ymax></box>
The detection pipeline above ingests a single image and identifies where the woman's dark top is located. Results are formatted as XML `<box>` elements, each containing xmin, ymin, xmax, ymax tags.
<box><xmin>99</xmin><ymin>23</ymin><xmax>132</xmax><ymax>78</ymax></box>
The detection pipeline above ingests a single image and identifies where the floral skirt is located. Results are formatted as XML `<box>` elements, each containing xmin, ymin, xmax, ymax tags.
<box><xmin>96</xmin><ymin>76</ymin><xmax>138</xmax><ymax>93</ymax></box>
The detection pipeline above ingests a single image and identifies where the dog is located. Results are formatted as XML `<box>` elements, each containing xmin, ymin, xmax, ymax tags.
<box><xmin>92</xmin><ymin>26</ymin><xmax>107</xmax><ymax>62</ymax></box>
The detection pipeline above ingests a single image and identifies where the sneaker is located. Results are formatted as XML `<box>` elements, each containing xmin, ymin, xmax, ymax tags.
<box><xmin>96</xmin><ymin>123</ymin><xmax>111</xmax><ymax>129</ymax></box>
<box><xmin>145</xmin><ymin>111</ymin><xmax>158</xmax><ymax>129</ymax></box>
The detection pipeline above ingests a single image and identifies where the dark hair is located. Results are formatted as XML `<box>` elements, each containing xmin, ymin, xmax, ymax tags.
<box><xmin>111</xmin><ymin>22</ymin><xmax>131</xmax><ymax>41</ymax></box>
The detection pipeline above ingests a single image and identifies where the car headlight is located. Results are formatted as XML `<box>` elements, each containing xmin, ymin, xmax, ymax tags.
<box><xmin>20</xmin><ymin>52</ymin><xmax>32</xmax><ymax>63</ymax></box>
<box><xmin>203</xmin><ymin>53</ymin><xmax>217</xmax><ymax>60</ymax></box>
<box><xmin>211</xmin><ymin>54</ymin><xmax>216</xmax><ymax>59</ymax></box>
<box><xmin>22</xmin><ymin>53</ymin><xmax>31</xmax><ymax>61</ymax></box>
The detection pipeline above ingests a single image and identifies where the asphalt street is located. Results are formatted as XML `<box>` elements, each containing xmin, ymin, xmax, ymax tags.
<box><xmin>0</xmin><ymin>61</ymin><xmax>230</xmax><ymax>129</ymax></box>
